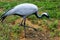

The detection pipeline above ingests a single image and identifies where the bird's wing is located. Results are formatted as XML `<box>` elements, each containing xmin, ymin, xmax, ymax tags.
<box><xmin>14</xmin><ymin>6</ymin><xmax>38</xmax><ymax>16</ymax></box>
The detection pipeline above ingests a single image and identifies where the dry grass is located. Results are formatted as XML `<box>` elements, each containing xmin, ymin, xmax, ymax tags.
<box><xmin>0</xmin><ymin>0</ymin><xmax>60</xmax><ymax>40</ymax></box>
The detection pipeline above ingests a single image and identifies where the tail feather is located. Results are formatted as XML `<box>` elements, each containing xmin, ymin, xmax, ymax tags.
<box><xmin>0</xmin><ymin>14</ymin><xmax>7</xmax><ymax>22</ymax></box>
<box><xmin>0</xmin><ymin>9</ymin><xmax>10</xmax><ymax>22</ymax></box>
<box><xmin>0</xmin><ymin>8</ymin><xmax>13</xmax><ymax>22</ymax></box>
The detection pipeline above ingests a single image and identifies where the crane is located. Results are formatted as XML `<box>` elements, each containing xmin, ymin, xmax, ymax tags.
<box><xmin>0</xmin><ymin>3</ymin><xmax>49</xmax><ymax>37</ymax></box>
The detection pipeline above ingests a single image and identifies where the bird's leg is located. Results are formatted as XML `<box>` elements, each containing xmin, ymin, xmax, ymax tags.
<box><xmin>19</xmin><ymin>18</ymin><xmax>24</xmax><ymax>26</ymax></box>
<box><xmin>20</xmin><ymin>19</ymin><xmax>23</xmax><ymax>26</ymax></box>
<box><xmin>20</xmin><ymin>19</ymin><xmax>37</xmax><ymax>31</ymax></box>
<box><xmin>23</xmin><ymin>17</ymin><xmax>26</xmax><ymax>38</ymax></box>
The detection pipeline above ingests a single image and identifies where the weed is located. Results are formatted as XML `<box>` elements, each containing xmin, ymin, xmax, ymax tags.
<box><xmin>38</xmin><ymin>27</ymin><xmax>43</xmax><ymax>31</ymax></box>
<box><xmin>48</xmin><ymin>20</ymin><xmax>58</xmax><ymax>31</ymax></box>
<box><xmin>50</xmin><ymin>32</ymin><xmax>56</xmax><ymax>37</ymax></box>
<box><xmin>0</xmin><ymin>0</ymin><xmax>60</xmax><ymax>39</ymax></box>
<box><xmin>31</xmin><ymin>20</ymin><xmax>38</xmax><ymax>24</ymax></box>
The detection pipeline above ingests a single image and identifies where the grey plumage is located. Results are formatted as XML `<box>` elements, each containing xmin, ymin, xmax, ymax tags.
<box><xmin>0</xmin><ymin>3</ymin><xmax>49</xmax><ymax>37</ymax></box>
<box><xmin>0</xmin><ymin>3</ymin><xmax>49</xmax><ymax>22</ymax></box>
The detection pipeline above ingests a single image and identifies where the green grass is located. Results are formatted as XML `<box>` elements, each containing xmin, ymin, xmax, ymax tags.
<box><xmin>48</xmin><ymin>20</ymin><xmax>58</xmax><ymax>31</ymax></box>
<box><xmin>0</xmin><ymin>0</ymin><xmax>60</xmax><ymax>19</ymax></box>
<box><xmin>0</xmin><ymin>0</ymin><xmax>60</xmax><ymax>40</ymax></box>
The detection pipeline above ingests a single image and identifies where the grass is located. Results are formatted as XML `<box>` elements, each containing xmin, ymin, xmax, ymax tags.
<box><xmin>0</xmin><ymin>0</ymin><xmax>60</xmax><ymax>40</ymax></box>
<box><xmin>48</xmin><ymin>20</ymin><xmax>58</xmax><ymax>31</ymax></box>
<box><xmin>0</xmin><ymin>0</ymin><xmax>60</xmax><ymax>19</ymax></box>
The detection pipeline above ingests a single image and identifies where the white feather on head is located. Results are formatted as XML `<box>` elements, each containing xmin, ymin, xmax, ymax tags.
<box><xmin>42</xmin><ymin>12</ymin><xmax>48</xmax><ymax>16</ymax></box>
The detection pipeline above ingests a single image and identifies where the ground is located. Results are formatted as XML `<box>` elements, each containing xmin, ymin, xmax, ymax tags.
<box><xmin>8</xmin><ymin>18</ymin><xmax>60</xmax><ymax>40</ymax></box>
<box><xmin>0</xmin><ymin>0</ymin><xmax>60</xmax><ymax>40</ymax></box>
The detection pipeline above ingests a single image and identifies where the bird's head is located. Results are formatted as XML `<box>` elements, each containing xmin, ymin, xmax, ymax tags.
<box><xmin>42</xmin><ymin>12</ymin><xmax>49</xmax><ymax>18</ymax></box>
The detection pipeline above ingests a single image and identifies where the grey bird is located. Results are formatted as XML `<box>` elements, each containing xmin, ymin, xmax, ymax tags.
<box><xmin>0</xmin><ymin>3</ymin><xmax>49</xmax><ymax>37</ymax></box>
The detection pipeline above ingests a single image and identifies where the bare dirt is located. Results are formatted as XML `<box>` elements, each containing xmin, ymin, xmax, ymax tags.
<box><xmin>10</xmin><ymin>18</ymin><xmax>60</xmax><ymax>40</ymax></box>
<box><xmin>0</xmin><ymin>0</ymin><xmax>60</xmax><ymax>40</ymax></box>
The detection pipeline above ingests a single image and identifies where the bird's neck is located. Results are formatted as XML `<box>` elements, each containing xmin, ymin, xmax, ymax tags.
<box><xmin>35</xmin><ymin>12</ymin><xmax>42</xmax><ymax>18</ymax></box>
<box><xmin>36</xmin><ymin>14</ymin><xmax>42</xmax><ymax>18</ymax></box>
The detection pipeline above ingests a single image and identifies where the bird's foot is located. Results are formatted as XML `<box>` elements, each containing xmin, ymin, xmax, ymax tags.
<box><xmin>19</xmin><ymin>23</ymin><xmax>23</xmax><ymax>26</ymax></box>
<box><xmin>19</xmin><ymin>24</ymin><xmax>38</xmax><ymax>31</ymax></box>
